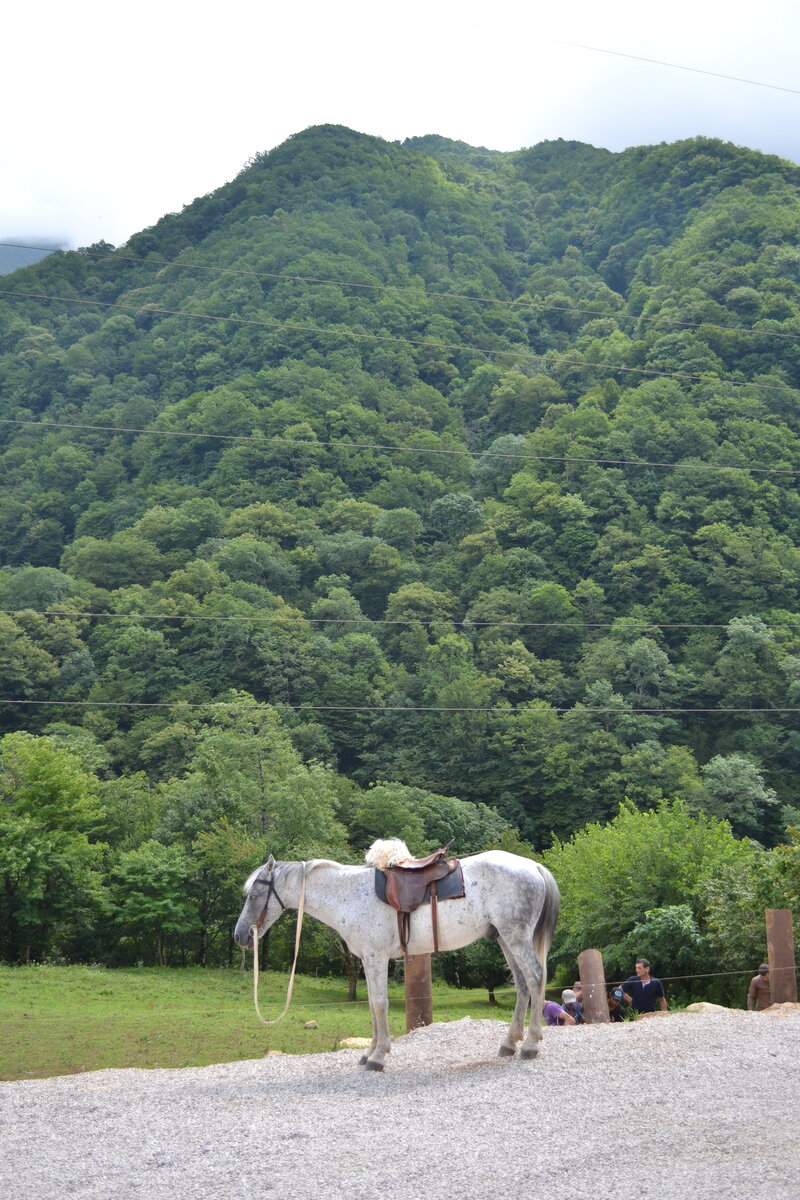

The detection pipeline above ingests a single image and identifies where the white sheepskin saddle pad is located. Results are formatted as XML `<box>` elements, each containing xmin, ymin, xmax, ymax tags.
<box><xmin>364</xmin><ymin>838</ymin><xmax>412</xmax><ymax>870</ymax></box>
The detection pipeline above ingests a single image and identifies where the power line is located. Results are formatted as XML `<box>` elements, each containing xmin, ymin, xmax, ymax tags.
<box><xmin>2</xmin><ymin>284</ymin><xmax>799</xmax><ymax>401</ymax></box>
<box><xmin>2</xmin><ymin>699</ymin><xmax>797</xmax><ymax>714</ymax></box>
<box><xmin>448</xmin><ymin>17</ymin><xmax>800</xmax><ymax>96</ymax></box>
<box><xmin>607</xmin><ymin>966</ymin><xmax>800</xmax><ymax>986</ymax></box>
<box><xmin>0</xmin><ymin>414</ymin><xmax>795</xmax><ymax>477</ymax></box>
<box><xmin>5</xmin><ymin>240</ymin><xmax>800</xmax><ymax>345</ymax></box>
<box><xmin>3</xmin><ymin>608</ymin><xmax>800</xmax><ymax>633</ymax></box>
<box><xmin>536</xmin><ymin>34</ymin><xmax>800</xmax><ymax>96</ymax></box>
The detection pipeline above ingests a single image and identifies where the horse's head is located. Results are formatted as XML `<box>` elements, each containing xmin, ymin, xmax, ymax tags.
<box><xmin>234</xmin><ymin>855</ymin><xmax>285</xmax><ymax>949</ymax></box>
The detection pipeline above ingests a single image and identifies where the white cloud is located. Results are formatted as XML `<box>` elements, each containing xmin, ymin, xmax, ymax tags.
<box><xmin>2</xmin><ymin>0</ymin><xmax>798</xmax><ymax>246</ymax></box>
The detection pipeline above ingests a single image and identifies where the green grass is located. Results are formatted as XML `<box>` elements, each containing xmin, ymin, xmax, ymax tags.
<box><xmin>0</xmin><ymin>965</ymin><xmax>511</xmax><ymax>1081</ymax></box>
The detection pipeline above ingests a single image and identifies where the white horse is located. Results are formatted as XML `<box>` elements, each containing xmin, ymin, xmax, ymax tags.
<box><xmin>234</xmin><ymin>842</ymin><xmax>560</xmax><ymax>1071</ymax></box>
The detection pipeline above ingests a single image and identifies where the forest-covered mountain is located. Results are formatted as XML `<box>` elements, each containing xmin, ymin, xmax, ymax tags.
<box><xmin>2</xmin><ymin>125</ymin><xmax>799</xmax><ymax>968</ymax></box>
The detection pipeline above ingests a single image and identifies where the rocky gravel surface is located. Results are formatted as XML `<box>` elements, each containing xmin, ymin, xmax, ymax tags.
<box><xmin>2</xmin><ymin>1008</ymin><xmax>799</xmax><ymax>1200</ymax></box>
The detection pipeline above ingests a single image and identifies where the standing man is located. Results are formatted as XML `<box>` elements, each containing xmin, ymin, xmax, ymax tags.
<box><xmin>622</xmin><ymin>957</ymin><xmax>668</xmax><ymax>1016</ymax></box>
<box><xmin>746</xmin><ymin>963</ymin><xmax>771</xmax><ymax>1011</ymax></box>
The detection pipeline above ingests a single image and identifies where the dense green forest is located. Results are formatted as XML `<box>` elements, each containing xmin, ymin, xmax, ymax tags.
<box><xmin>1</xmin><ymin>125</ymin><xmax>799</xmax><ymax>987</ymax></box>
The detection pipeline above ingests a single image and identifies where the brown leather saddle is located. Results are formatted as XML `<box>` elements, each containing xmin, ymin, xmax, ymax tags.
<box><xmin>374</xmin><ymin>848</ymin><xmax>464</xmax><ymax>954</ymax></box>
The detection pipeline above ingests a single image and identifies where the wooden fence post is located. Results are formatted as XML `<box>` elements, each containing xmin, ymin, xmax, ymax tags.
<box><xmin>766</xmin><ymin>909</ymin><xmax>797</xmax><ymax>1004</ymax></box>
<box><xmin>404</xmin><ymin>953</ymin><xmax>433</xmax><ymax>1030</ymax></box>
<box><xmin>577</xmin><ymin>948</ymin><xmax>610</xmax><ymax>1024</ymax></box>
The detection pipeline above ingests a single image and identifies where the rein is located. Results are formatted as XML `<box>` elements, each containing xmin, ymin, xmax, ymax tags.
<box><xmin>249</xmin><ymin>862</ymin><xmax>307</xmax><ymax>1027</ymax></box>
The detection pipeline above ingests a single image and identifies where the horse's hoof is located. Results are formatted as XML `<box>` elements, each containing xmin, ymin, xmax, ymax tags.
<box><xmin>365</xmin><ymin>1059</ymin><xmax>385</xmax><ymax>1072</ymax></box>
<box><xmin>498</xmin><ymin>1044</ymin><xmax>516</xmax><ymax>1057</ymax></box>
<box><xmin>358</xmin><ymin>1055</ymin><xmax>369</xmax><ymax>1066</ymax></box>
<box><xmin>520</xmin><ymin>1046</ymin><xmax>540</xmax><ymax>1060</ymax></box>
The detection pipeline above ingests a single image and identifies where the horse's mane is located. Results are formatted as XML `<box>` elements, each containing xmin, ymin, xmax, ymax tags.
<box><xmin>244</xmin><ymin>856</ymin><xmax>358</xmax><ymax>894</ymax></box>
<box><xmin>364</xmin><ymin>838</ymin><xmax>412</xmax><ymax>870</ymax></box>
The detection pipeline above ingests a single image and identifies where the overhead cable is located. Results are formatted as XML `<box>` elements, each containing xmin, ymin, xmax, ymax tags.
<box><xmin>3</xmin><ymin>608</ymin><xmax>799</xmax><ymax>632</ymax></box>
<box><xmin>533</xmin><ymin>33</ymin><xmax>800</xmax><ymax>95</ymax></box>
<box><xmin>0</xmin><ymin>414</ymin><xmax>794</xmax><ymax>476</ymax></box>
<box><xmin>1</xmin><ymin>285</ymin><xmax>799</xmax><ymax>401</ymax></box>
<box><xmin>4</xmin><ymin>240</ymin><xmax>800</xmax><ymax>345</ymax></box>
<box><xmin>1</xmin><ymin>699</ymin><xmax>797</xmax><ymax>715</ymax></box>
<box><xmin>447</xmin><ymin>17</ymin><xmax>800</xmax><ymax>95</ymax></box>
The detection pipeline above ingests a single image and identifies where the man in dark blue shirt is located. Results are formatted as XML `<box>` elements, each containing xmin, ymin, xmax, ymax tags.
<box><xmin>622</xmin><ymin>957</ymin><xmax>667</xmax><ymax>1015</ymax></box>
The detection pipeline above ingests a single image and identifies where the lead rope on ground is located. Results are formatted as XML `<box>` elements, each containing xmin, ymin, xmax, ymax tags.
<box><xmin>250</xmin><ymin>864</ymin><xmax>307</xmax><ymax>1026</ymax></box>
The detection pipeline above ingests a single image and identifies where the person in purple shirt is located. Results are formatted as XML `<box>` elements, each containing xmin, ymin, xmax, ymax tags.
<box><xmin>542</xmin><ymin>999</ymin><xmax>575</xmax><ymax>1026</ymax></box>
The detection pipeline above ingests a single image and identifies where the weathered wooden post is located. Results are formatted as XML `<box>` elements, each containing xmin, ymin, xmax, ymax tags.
<box><xmin>577</xmin><ymin>948</ymin><xmax>610</xmax><ymax>1024</ymax></box>
<box><xmin>404</xmin><ymin>953</ymin><xmax>433</xmax><ymax>1030</ymax></box>
<box><xmin>766</xmin><ymin>909</ymin><xmax>797</xmax><ymax>1004</ymax></box>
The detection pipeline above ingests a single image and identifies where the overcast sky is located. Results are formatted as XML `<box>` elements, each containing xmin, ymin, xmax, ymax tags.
<box><xmin>2</xmin><ymin>0</ymin><xmax>799</xmax><ymax>249</ymax></box>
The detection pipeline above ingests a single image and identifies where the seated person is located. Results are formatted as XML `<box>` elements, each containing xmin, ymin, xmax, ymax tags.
<box><xmin>561</xmin><ymin>988</ymin><xmax>584</xmax><ymax>1023</ymax></box>
<box><xmin>542</xmin><ymin>999</ymin><xmax>575</xmax><ymax>1026</ymax></box>
<box><xmin>608</xmin><ymin>986</ymin><xmax>627</xmax><ymax>1022</ymax></box>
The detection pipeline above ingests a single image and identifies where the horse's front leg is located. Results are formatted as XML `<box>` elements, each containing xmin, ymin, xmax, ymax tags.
<box><xmin>358</xmin><ymin>951</ymin><xmax>391</xmax><ymax>1072</ymax></box>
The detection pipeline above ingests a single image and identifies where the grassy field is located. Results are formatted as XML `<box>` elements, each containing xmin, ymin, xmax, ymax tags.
<box><xmin>0</xmin><ymin>965</ymin><xmax>512</xmax><ymax>1081</ymax></box>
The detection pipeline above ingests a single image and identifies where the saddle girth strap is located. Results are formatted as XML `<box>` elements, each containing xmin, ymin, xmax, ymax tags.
<box><xmin>397</xmin><ymin>880</ymin><xmax>441</xmax><ymax>954</ymax></box>
<box><xmin>431</xmin><ymin>880</ymin><xmax>440</xmax><ymax>953</ymax></box>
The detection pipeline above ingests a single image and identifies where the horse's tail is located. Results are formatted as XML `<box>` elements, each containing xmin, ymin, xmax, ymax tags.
<box><xmin>533</xmin><ymin>863</ymin><xmax>560</xmax><ymax>965</ymax></box>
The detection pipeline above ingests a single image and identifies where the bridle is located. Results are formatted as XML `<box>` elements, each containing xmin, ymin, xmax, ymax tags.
<box><xmin>247</xmin><ymin>861</ymin><xmax>307</xmax><ymax>1027</ymax></box>
<box><xmin>251</xmin><ymin>873</ymin><xmax>286</xmax><ymax>933</ymax></box>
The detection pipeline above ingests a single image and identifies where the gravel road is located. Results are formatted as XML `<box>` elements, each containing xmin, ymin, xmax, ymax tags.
<box><xmin>2</xmin><ymin>1008</ymin><xmax>799</xmax><ymax>1200</ymax></box>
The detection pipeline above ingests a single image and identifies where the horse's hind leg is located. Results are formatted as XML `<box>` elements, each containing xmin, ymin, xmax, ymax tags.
<box><xmin>359</xmin><ymin>952</ymin><xmax>392</xmax><ymax>1071</ymax></box>
<box><xmin>501</xmin><ymin>936</ymin><xmax>544</xmax><ymax>1060</ymax></box>
<box><xmin>496</xmin><ymin>936</ymin><xmax>529</xmax><ymax>1057</ymax></box>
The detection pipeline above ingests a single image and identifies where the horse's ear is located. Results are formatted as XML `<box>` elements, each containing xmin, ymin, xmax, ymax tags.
<box><xmin>266</xmin><ymin>854</ymin><xmax>275</xmax><ymax>873</ymax></box>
